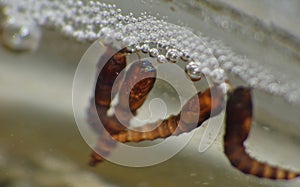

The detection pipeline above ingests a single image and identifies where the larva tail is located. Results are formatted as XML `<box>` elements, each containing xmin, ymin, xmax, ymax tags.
<box><xmin>89</xmin><ymin>151</ymin><xmax>105</xmax><ymax>166</ymax></box>
<box><xmin>224</xmin><ymin>87</ymin><xmax>299</xmax><ymax>179</ymax></box>
<box><xmin>89</xmin><ymin>131</ymin><xmax>118</xmax><ymax>166</ymax></box>
<box><xmin>225</xmin><ymin>145</ymin><xmax>299</xmax><ymax>179</ymax></box>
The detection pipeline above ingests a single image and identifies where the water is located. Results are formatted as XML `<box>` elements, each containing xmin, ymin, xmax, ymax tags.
<box><xmin>1</xmin><ymin>0</ymin><xmax>300</xmax><ymax>186</ymax></box>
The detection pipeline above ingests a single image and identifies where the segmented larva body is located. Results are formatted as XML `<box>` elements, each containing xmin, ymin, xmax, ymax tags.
<box><xmin>89</xmin><ymin>47</ymin><xmax>156</xmax><ymax>166</ymax></box>
<box><xmin>113</xmin><ymin>87</ymin><xmax>225</xmax><ymax>143</ymax></box>
<box><xmin>88</xmin><ymin>47</ymin><xmax>299</xmax><ymax>180</ymax></box>
<box><xmin>225</xmin><ymin>88</ymin><xmax>299</xmax><ymax>179</ymax></box>
<box><xmin>88</xmin><ymin>48</ymin><xmax>127</xmax><ymax>166</ymax></box>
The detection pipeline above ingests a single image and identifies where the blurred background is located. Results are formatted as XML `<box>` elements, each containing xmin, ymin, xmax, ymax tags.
<box><xmin>0</xmin><ymin>0</ymin><xmax>300</xmax><ymax>186</ymax></box>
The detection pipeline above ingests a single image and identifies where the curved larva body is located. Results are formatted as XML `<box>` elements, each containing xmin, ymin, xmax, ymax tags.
<box><xmin>87</xmin><ymin>48</ymin><xmax>299</xmax><ymax>180</ymax></box>
<box><xmin>89</xmin><ymin>48</ymin><xmax>156</xmax><ymax>165</ymax></box>
<box><xmin>113</xmin><ymin>87</ymin><xmax>224</xmax><ymax>143</ymax></box>
<box><xmin>225</xmin><ymin>88</ymin><xmax>299</xmax><ymax>179</ymax></box>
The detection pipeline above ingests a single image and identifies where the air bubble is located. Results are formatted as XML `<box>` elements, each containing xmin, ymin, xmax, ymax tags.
<box><xmin>141</xmin><ymin>43</ymin><xmax>150</xmax><ymax>53</ymax></box>
<box><xmin>157</xmin><ymin>39</ymin><xmax>169</xmax><ymax>50</ymax></box>
<box><xmin>185</xmin><ymin>61</ymin><xmax>203</xmax><ymax>81</ymax></box>
<box><xmin>149</xmin><ymin>48</ymin><xmax>159</xmax><ymax>57</ymax></box>
<box><xmin>166</xmin><ymin>48</ymin><xmax>181</xmax><ymax>63</ymax></box>
<box><xmin>1</xmin><ymin>17</ymin><xmax>41</xmax><ymax>51</ymax></box>
<box><xmin>181</xmin><ymin>50</ymin><xmax>191</xmax><ymax>61</ymax></box>
<box><xmin>157</xmin><ymin>55</ymin><xmax>167</xmax><ymax>63</ymax></box>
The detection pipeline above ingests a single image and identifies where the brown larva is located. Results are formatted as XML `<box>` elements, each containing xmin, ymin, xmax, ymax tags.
<box><xmin>87</xmin><ymin>46</ymin><xmax>299</xmax><ymax>180</ymax></box>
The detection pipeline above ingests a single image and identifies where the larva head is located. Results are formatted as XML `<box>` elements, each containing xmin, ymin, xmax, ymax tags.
<box><xmin>225</xmin><ymin>86</ymin><xmax>253</xmax><ymax>141</ymax></box>
<box><xmin>118</xmin><ymin>60</ymin><xmax>157</xmax><ymax>113</ymax></box>
<box><xmin>226</xmin><ymin>87</ymin><xmax>252</xmax><ymax>117</ymax></box>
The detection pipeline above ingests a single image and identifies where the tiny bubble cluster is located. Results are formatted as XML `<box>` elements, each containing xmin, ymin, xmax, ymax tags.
<box><xmin>0</xmin><ymin>0</ymin><xmax>299</xmax><ymax>103</ymax></box>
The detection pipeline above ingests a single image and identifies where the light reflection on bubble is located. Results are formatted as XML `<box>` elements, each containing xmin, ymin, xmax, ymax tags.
<box><xmin>1</xmin><ymin>17</ymin><xmax>41</xmax><ymax>51</ymax></box>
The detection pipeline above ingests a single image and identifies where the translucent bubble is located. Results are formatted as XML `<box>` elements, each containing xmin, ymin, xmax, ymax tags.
<box><xmin>1</xmin><ymin>16</ymin><xmax>41</xmax><ymax>52</ymax></box>
<box><xmin>157</xmin><ymin>54</ymin><xmax>167</xmax><ymax>63</ymax></box>
<box><xmin>185</xmin><ymin>61</ymin><xmax>203</xmax><ymax>81</ymax></box>
<box><xmin>166</xmin><ymin>48</ymin><xmax>180</xmax><ymax>63</ymax></box>
<box><xmin>149</xmin><ymin>48</ymin><xmax>159</xmax><ymax>57</ymax></box>
<box><xmin>181</xmin><ymin>50</ymin><xmax>191</xmax><ymax>61</ymax></box>
<box><xmin>141</xmin><ymin>43</ymin><xmax>150</xmax><ymax>53</ymax></box>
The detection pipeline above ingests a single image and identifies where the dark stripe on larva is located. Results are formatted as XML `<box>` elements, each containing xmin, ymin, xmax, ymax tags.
<box><xmin>113</xmin><ymin>87</ymin><xmax>225</xmax><ymax>143</ymax></box>
<box><xmin>224</xmin><ymin>87</ymin><xmax>299</xmax><ymax>179</ymax></box>
<box><xmin>88</xmin><ymin>48</ymin><xmax>157</xmax><ymax>165</ymax></box>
